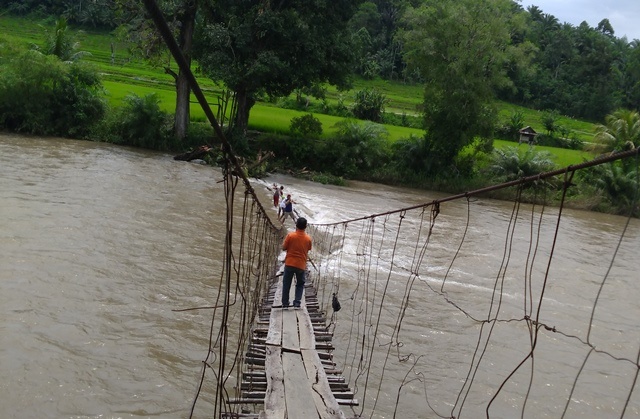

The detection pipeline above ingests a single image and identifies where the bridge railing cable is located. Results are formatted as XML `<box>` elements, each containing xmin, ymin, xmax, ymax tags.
<box><xmin>310</xmin><ymin>151</ymin><xmax>639</xmax><ymax>418</ymax></box>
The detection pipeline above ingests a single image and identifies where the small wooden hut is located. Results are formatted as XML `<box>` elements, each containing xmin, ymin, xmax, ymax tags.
<box><xmin>518</xmin><ymin>126</ymin><xmax>538</xmax><ymax>145</ymax></box>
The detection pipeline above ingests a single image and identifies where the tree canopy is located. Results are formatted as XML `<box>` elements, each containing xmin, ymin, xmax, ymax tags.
<box><xmin>193</xmin><ymin>0</ymin><xmax>363</xmax><ymax>135</ymax></box>
<box><xmin>6</xmin><ymin>0</ymin><xmax>640</xmax><ymax>124</ymax></box>
<box><xmin>400</xmin><ymin>0</ymin><xmax>530</xmax><ymax>173</ymax></box>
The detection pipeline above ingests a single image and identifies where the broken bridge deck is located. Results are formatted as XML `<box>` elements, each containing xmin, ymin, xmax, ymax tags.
<box><xmin>228</xmin><ymin>275</ymin><xmax>357</xmax><ymax>418</ymax></box>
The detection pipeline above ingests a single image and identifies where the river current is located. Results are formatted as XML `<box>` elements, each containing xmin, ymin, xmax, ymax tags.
<box><xmin>1</xmin><ymin>134</ymin><xmax>638</xmax><ymax>418</ymax></box>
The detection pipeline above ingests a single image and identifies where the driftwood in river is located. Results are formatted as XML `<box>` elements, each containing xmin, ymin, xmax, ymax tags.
<box><xmin>173</xmin><ymin>145</ymin><xmax>213</xmax><ymax>161</ymax></box>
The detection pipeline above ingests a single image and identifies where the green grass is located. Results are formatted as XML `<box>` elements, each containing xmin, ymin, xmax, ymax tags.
<box><xmin>496</xmin><ymin>101</ymin><xmax>596</xmax><ymax>142</ymax></box>
<box><xmin>494</xmin><ymin>140</ymin><xmax>592</xmax><ymax>167</ymax></box>
<box><xmin>0</xmin><ymin>14</ymin><xmax>599</xmax><ymax>167</ymax></box>
<box><xmin>324</xmin><ymin>78</ymin><xmax>424</xmax><ymax>115</ymax></box>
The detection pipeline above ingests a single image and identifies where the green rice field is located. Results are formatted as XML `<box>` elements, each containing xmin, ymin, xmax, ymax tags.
<box><xmin>0</xmin><ymin>15</ymin><xmax>595</xmax><ymax>166</ymax></box>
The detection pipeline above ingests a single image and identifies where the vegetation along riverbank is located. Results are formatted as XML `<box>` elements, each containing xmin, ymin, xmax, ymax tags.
<box><xmin>0</xmin><ymin>1</ymin><xmax>638</xmax><ymax>216</ymax></box>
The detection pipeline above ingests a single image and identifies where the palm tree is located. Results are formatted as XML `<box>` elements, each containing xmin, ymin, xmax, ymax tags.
<box><xmin>487</xmin><ymin>146</ymin><xmax>556</xmax><ymax>183</ymax></box>
<box><xmin>526</xmin><ymin>5</ymin><xmax>543</xmax><ymax>23</ymax></box>
<box><xmin>590</xmin><ymin>108</ymin><xmax>640</xmax><ymax>155</ymax></box>
<box><xmin>38</xmin><ymin>17</ymin><xmax>90</xmax><ymax>62</ymax></box>
<box><xmin>588</xmin><ymin>109</ymin><xmax>639</xmax><ymax>213</ymax></box>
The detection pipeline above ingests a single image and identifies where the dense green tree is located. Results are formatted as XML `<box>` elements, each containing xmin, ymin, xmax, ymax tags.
<box><xmin>115</xmin><ymin>0</ymin><xmax>197</xmax><ymax>143</ymax></box>
<box><xmin>400</xmin><ymin>0</ymin><xmax>528</xmax><ymax>174</ymax></box>
<box><xmin>0</xmin><ymin>50</ymin><xmax>105</xmax><ymax>137</ymax></box>
<box><xmin>194</xmin><ymin>0</ymin><xmax>363</xmax><ymax>136</ymax></box>
<box><xmin>570</xmin><ymin>22</ymin><xmax>620</xmax><ymax>119</ymax></box>
<box><xmin>348</xmin><ymin>0</ymin><xmax>417</xmax><ymax>80</ymax></box>
<box><xmin>514</xmin><ymin>8</ymin><xmax>621</xmax><ymax>121</ymax></box>
<box><xmin>1</xmin><ymin>0</ymin><xmax>116</xmax><ymax>27</ymax></box>
<box><xmin>349</xmin><ymin>2</ymin><xmax>383</xmax><ymax>78</ymax></box>
<box><xmin>619</xmin><ymin>40</ymin><xmax>640</xmax><ymax>110</ymax></box>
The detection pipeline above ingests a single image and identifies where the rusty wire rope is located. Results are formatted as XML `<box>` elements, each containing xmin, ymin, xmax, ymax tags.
<box><xmin>310</xmin><ymin>154</ymin><xmax>639</xmax><ymax>418</ymax></box>
<box><xmin>142</xmin><ymin>1</ymin><xmax>640</xmax><ymax>417</ymax></box>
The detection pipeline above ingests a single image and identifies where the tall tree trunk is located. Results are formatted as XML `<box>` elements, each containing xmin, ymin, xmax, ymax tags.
<box><xmin>234</xmin><ymin>88</ymin><xmax>255</xmax><ymax>136</ymax></box>
<box><xmin>174</xmin><ymin>70</ymin><xmax>191</xmax><ymax>141</ymax></box>
<box><xmin>174</xmin><ymin>1</ymin><xmax>197</xmax><ymax>142</ymax></box>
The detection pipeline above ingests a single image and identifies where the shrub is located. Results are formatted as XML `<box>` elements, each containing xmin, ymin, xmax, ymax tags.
<box><xmin>391</xmin><ymin>134</ymin><xmax>429</xmax><ymax>174</ymax></box>
<box><xmin>496</xmin><ymin>110</ymin><xmax>525</xmax><ymax>141</ymax></box>
<box><xmin>485</xmin><ymin>146</ymin><xmax>556</xmax><ymax>184</ymax></box>
<box><xmin>541</xmin><ymin>110</ymin><xmax>559</xmax><ymax>136</ymax></box>
<box><xmin>382</xmin><ymin>112</ymin><xmax>422</xmax><ymax>129</ymax></box>
<box><xmin>184</xmin><ymin>122</ymin><xmax>216</xmax><ymax>150</ymax></box>
<box><xmin>0</xmin><ymin>50</ymin><xmax>105</xmax><ymax>137</ymax></box>
<box><xmin>260</xmin><ymin>133</ymin><xmax>316</xmax><ymax>164</ymax></box>
<box><xmin>351</xmin><ymin>88</ymin><xmax>388</xmax><ymax>122</ymax></box>
<box><xmin>315</xmin><ymin>120</ymin><xmax>390</xmax><ymax>177</ymax></box>
<box><xmin>308</xmin><ymin>172</ymin><xmax>347</xmax><ymax>186</ymax></box>
<box><xmin>104</xmin><ymin>93</ymin><xmax>173</xmax><ymax>150</ymax></box>
<box><xmin>328</xmin><ymin>95</ymin><xmax>353</xmax><ymax>118</ymax></box>
<box><xmin>289</xmin><ymin>113</ymin><xmax>323</xmax><ymax>138</ymax></box>
<box><xmin>579</xmin><ymin>163</ymin><xmax>639</xmax><ymax>216</ymax></box>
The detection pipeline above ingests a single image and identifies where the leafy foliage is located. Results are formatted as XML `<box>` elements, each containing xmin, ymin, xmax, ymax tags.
<box><xmin>400</xmin><ymin>0</ymin><xmax>527</xmax><ymax>174</ymax></box>
<box><xmin>36</xmin><ymin>17</ymin><xmax>90</xmax><ymax>62</ymax></box>
<box><xmin>351</xmin><ymin>88</ymin><xmax>388</xmax><ymax>122</ymax></box>
<box><xmin>1</xmin><ymin>0</ymin><xmax>117</xmax><ymax>27</ymax></box>
<box><xmin>541</xmin><ymin>110</ymin><xmax>560</xmax><ymax>136</ymax></box>
<box><xmin>315</xmin><ymin>120</ymin><xmax>389</xmax><ymax>177</ymax></box>
<box><xmin>103</xmin><ymin>93</ymin><xmax>173</xmax><ymax>150</ymax></box>
<box><xmin>485</xmin><ymin>146</ymin><xmax>556</xmax><ymax>183</ymax></box>
<box><xmin>194</xmin><ymin>0</ymin><xmax>363</xmax><ymax>133</ymax></box>
<box><xmin>579</xmin><ymin>162</ymin><xmax>639</xmax><ymax>216</ymax></box>
<box><xmin>391</xmin><ymin>134</ymin><xmax>429</xmax><ymax>174</ymax></box>
<box><xmin>349</xmin><ymin>1</ymin><xmax>409</xmax><ymax>80</ymax></box>
<box><xmin>290</xmin><ymin>114</ymin><xmax>323</xmax><ymax>138</ymax></box>
<box><xmin>590</xmin><ymin>109</ymin><xmax>640</xmax><ymax>155</ymax></box>
<box><xmin>506</xmin><ymin>111</ymin><xmax>526</xmax><ymax>141</ymax></box>
<box><xmin>0</xmin><ymin>50</ymin><xmax>105</xmax><ymax>137</ymax></box>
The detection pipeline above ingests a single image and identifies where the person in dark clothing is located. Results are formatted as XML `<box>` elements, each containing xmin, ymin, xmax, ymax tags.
<box><xmin>279</xmin><ymin>194</ymin><xmax>296</xmax><ymax>223</ymax></box>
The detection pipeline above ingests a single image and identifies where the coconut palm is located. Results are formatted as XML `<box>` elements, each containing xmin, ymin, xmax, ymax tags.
<box><xmin>526</xmin><ymin>5</ymin><xmax>543</xmax><ymax>23</ymax></box>
<box><xmin>37</xmin><ymin>17</ymin><xmax>90</xmax><ymax>62</ymax></box>
<box><xmin>487</xmin><ymin>146</ymin><xmax>556</xmax><ymax>183</ymax></box>
<box><xmin>586</xmin><ymin>109</ymin><xmax>639</xmax><ymax>213</ymax></box>
<box><xmin>590</xmin><ymin>108</ymin><xmax>640</xmax><ymax>155</ymax></box>
<box><xmin>581</xmin><ymin>162</ymin><xmax>639</xmax><ymax>216</ymax></box>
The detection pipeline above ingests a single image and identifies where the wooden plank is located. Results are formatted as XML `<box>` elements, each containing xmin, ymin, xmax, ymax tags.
<box><xmin>265</xmin><ymin>308</ymin><xmax>283</xmax><ymax>346</ymax></box>
<box><xmin>280</xmin><ymin>276</ymin><xmax>306</xmax><ymax>308</ymax></box>
<box><xmin>262</xmin><ymin>346</ymin><xmax>286</xmax><ymax>419</ymax></box>
<box><xmin>282</xmin><ymin>351</ymin><xmax>320</xmax><ymax>418</ymax></box>
<box><xmin>297</xmin><ymin>307</ymin><xmax>316</xmax><ymax>350</ymax></box>
<box><xmin>272</xmin><ymin>280</ymin><xmax>283</xmax><ymax>307</ymax></box>
<box><xmin>281</xmin><ymin>309</ymin><xmax>300</xmax><ymax>351</ymax></box>
<box><xmin>301</xmin><ymin>349</ymin><xmax>345</xmax><ymax>419</ymax></box>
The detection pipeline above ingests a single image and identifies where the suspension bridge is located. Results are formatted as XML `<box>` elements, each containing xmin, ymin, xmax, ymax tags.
<box><xmin>228</xmin><ymin>273</ymin><xmax>356</xmax><ymax>418</ymax></box>
<box><xmin>143</xmin><ymin>1</ymin><xmax>640</xmax><ymax>417</ymax></box>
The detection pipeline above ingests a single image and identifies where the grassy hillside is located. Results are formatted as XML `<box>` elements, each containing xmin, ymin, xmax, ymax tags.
<box><xmin>0</xmin><ymin>15</ymin><xmax>595</xmax><ymax>167</ymax></box>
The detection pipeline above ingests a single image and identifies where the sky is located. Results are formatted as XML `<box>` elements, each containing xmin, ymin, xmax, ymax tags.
<box><xmin>522</xmin><ymin>0</ymin><xmax>640</xmax><ymax>41</ymax></box>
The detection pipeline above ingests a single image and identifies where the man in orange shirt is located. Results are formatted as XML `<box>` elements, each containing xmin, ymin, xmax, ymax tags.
<box><xmin>281</xmin><ymin>217</ymin><xmax>312</xmax><ymax>308</ymax></box>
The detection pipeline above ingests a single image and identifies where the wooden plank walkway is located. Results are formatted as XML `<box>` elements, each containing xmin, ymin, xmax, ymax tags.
<box><xmin>227</xmin><ymin>271</ymin><xmax>357</xmax><ymax>419</ymax></box>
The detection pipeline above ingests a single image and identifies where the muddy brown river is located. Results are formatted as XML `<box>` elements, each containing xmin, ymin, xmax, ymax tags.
<box><xmin>1</xmin><ymin>134</ymin><xmax>638</xmax><ymax>418</ymax></box>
